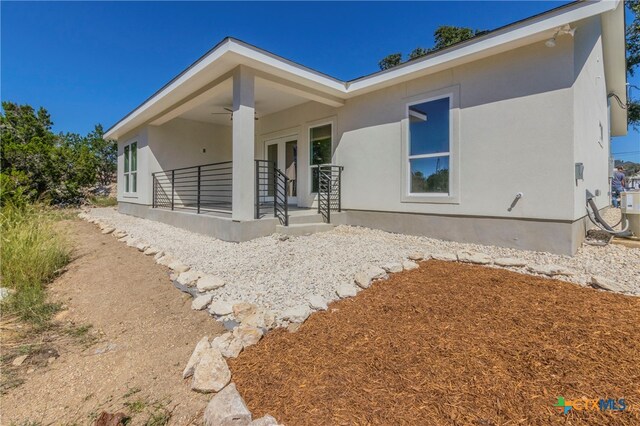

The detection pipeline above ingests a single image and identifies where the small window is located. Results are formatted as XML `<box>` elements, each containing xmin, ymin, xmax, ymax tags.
<box><xmin>408</xmin><ymin>97</ymin><xmax>450</xmax><ymax>194</ymax></box>
<box><xmin>310</xmin><ymin>124</ymin><xmax>332</xmax><ymax>193</ymax></box>
<box><xmin>124</xmin><ymin>141</ymin><xmax>137</xmax><ymax>193</ymax></box>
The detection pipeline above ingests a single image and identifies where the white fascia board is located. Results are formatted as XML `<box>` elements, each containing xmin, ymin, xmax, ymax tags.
<box><xmin>227</xmin><ymin>40</ymin><xmax>347</xmax><ymax>95</ymax></box>
<box><xmin>345</xmin><ymin>0</ymin><xmax>619</xmax><ymax>95</ymax></box>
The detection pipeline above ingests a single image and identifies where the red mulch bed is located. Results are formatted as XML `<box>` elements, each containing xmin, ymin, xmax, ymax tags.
<box><xmin>229</xmin><ymin>260</ymin><xmax>640</xmax><ymax>425</ymax></box>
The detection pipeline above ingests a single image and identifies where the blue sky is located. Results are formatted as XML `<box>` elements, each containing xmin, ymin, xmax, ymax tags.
<box><xmin>1</xmin><ymin>1</ymin><xmax>638</xmax><ymax>161</ymax></box>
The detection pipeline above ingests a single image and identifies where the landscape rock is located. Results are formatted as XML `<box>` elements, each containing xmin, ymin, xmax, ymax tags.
<box><xmin>354</xmin><ymin>264</ymin><xmax>387</xmax><ymax>289</ymax></box>
<box><xmin>178</xmin><ymin>270</ymin><xmax>204</xmax><ymax>286</ymax></box>
<box><xmin>112</xmin><ymin>230</ymin><xmax>127</xmax><ymax>239</ymax></box>
<box><xmin>101</xmin><ymin>227</ymin><xmax>115</xmax><ymax>235</ymax></box>
<box><xmin>135</xmin><ymin>242</ymin><xmax>150</xmax><ymax>252</ymax></box>
<box><xmin>168</xmin><ymin>260</ymin><xmax>190</xmax><ymax>273</ymax></box>
<box><xmin>402</xmin><ymin>260</ymin><xmax>419</xmax><ymax>270</ymax></box>
<box><xmin>432</xmin><ymin>252</ymin><xmax>458</xmax><ymax>262</ymax></box>
<box><xmin>336</xmin><ymin>283</ymin><xmax>358</xmax><ymax>299</ymax></box>
<box><xmin>457</xmin><ymin>250</ymin><xmax>492</xmax><ymax>265</ymax></box>
<box><xmin>182</xmin><ymin>336</ymin><xmax>210</xmax><ymax>379</ymax></box>
<box><xmin>203</xmin><ymin>383</ymin><xmax>252</xmax><ymax>426</ymax></box>
<box><xmin>126</xmin><ymin>238</ymin><xmax>140</xmax><ymax>248</ymax></box>
<box><xmin>307</xmin><ymin>294</ymin><xmax>328</xmax><ymax>311</ymax></box>
<box><xmin>494</xmin><ymin>257</ymin><xmax>528</xmax><ymax>267</ymax></box>
<box><xmin>232</xmin><ymin>302</ymin><xmax>258</xmax><ymax>321</ymax></box>
<box><xmin>528</xmin><ymin>264</ymin><xmax>575</xmax><ymax>277</ymax></box>
<box><xmin>192</xmin><ymin>347</ymin><xmax>231</xmax><ymax>393</ymax></box>
<box><xmin>590</xmin><ymin>276</ymin><xmax>633</xmax><ymax>294</ymax></box>
<box><xmin>94</xmin><ymin>412</ymin><xmax>128</xmax><ymax>426</ymax></box>
<box><xmin>197</xmin><ymin>275</ymin><xmax>225</xmax><ymax>292</ymax></box>
<box><xmin>0</xmin><ymin>287</ymin><xmax>11</xmax><ymax>302</ymax></box>
<box><xmin>250</xmin><ymin>415</ymin><xmax>280</xmax><ymax>426</ymax></box>
<box><xmin>143</xmin><ymin>246</ymin><xmax>161</xmax><ymax>256</ymax></box>
<box><xmin>209</xmin><ymin>300</ymin><xmax>234</xmax><ymax>316</ymax></box>
<box><xmin>408</xmin><ymin>252</ymin><xmax>423</xmax><ymax>261</ymax></box>
<box><xmin>233</xmin><ymin>325</ymin><xmax>263</xmax><ymax>348</ymax></box>
<box><xmin>192</xmin><ymin>294</ymin><xmax>215</xmax><ymax>311</ymax></box>
<box><xmin>154</xmin><ymin>251</ymin><xmax>166</xmax><ymax>261</ymax></box>
<box><xmin>280</xmin><ymin>305</ymin><xmax>312</xmax><ymax>323</ymax></box>
<box><xmin>12</xmin><ymin>354</ymin><xmax>28</xmax><ymax>367</ymax></box>
<box><xmin>242</xmin><ymin>309</ymin><xmax>276</xmax><ymax>329</ymax></box>
<box><xmin>211</xmin><ymin>333</ymin><xmax>244</xmax><ymax>358</ymax></box>
<box><xmin>381</xmin><ymin>262</ymin><xmax>403</xmax><ymax>274</ymax></box>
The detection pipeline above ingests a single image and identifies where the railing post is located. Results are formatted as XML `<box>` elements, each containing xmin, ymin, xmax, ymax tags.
<box><xmin>326</xmin><ymin>168</ymin><xmax>331</xmax><ymax>223</ymax></box>
<box><xmin>284</xmin><ymin>176</ymin><xmax>289</xmax><ymax>226</ymax></box>
<box><xmin>152</xmin><ymin>174</ymin><xmax>156</xmax><ymax>208</ymax></box>
<box><xmin>171</xmin><ymin>170</ymin><xmax>175</xmax><ymax>211</ymax></box>
<box><xmin>316</xmin><ymin>168</ymin><xmax>321</xmax><ymax>214</ymax></box>
<box><xmin>338</xmin><ymin>167</ymin><xmax>342</xmax><ymax>212</ymax></box>
<box><xmin>197</xmin><ymin>166</ymin><xmax>201</xmax><ymax>214</ymax></box>
<box><xmin>255</xmin><ymin>161</ymin><xmax>259</xmax><ymax>219</ymax></box>
<box><xmin>273</xmin><ymin>164</ymin><xmax>277</xmax><ymax>219</ymax></box>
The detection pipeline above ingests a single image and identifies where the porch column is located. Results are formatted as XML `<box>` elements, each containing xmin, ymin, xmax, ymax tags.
<box><xmin>231</xmin><ymin>66</ymin><xmax>255</xmax><ymax>221</ymax></box>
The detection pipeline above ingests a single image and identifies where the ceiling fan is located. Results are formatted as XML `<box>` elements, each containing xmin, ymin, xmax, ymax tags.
<box><xmin>211</xmin><ymin>107</ymin><xmax>258</xmax><ymax>121</ymax></box>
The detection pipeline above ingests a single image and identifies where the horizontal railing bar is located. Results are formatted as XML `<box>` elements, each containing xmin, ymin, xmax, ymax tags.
<box><xmin>151</xmin><ymin>161</ymin><xmax>232</xmax><ymax>175</ymax></box>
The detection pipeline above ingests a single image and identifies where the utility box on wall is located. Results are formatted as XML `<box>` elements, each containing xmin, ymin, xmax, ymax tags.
<box><xmin>575</xmin><ymin>162</ymin><xmax>584</xmax><ymax>181</ymax></box>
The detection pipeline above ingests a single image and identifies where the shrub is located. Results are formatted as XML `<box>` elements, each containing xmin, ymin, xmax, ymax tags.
<box><xmin>0</xmin><ymin>203</ymin><xmax>71</xmax><ymax>325</ymax></box>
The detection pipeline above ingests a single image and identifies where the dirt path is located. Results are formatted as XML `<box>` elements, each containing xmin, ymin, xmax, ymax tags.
<box><xmin>2</xmin><ymin>219</ymin><xmax>225</xmax><ymax>425</ymax></box>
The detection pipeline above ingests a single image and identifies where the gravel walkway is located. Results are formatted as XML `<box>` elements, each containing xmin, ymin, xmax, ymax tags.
<box><xmin>88</xmin><ymin>208</ymin><xmax>640</xmax><ymax>315</ymax></box>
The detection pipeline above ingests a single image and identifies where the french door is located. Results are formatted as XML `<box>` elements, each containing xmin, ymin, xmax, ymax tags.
<box><xmin>264</xmin><ymin>136</ymin><xmax>298</xmax><ymax>204</ymax></box>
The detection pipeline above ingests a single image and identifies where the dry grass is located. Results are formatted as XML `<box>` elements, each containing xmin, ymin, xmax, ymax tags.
<box><xmin>230</xmin><ymin>260</ymin><xmax>640</xmax><ymax>425</ymax></box>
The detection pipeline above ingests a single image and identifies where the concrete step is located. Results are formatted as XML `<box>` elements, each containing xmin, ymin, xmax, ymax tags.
<box><xmin>276</xmin><ymin>222</ymin><xmax>335</xmax><ymax>237</ymax></box>
<box><xmin>288</xmin><ymin>213</ymin><xmax>324</xmax><ymax>224</ymax></box>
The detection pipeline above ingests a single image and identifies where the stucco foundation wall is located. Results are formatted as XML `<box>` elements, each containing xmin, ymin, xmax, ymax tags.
<box><xmin>572</xmin><ymin>16</ymin><xmax>610</xmax><ymax>220</ymax></box>
<box><xmin>118</xmin><ymin>202</ymin><xmax>278</xmax><ymax>242</ymax></box>
<box><xmin>344</xmin><ymin>209</ymin><xmax>583</xmax><ymax>255</ymax></box>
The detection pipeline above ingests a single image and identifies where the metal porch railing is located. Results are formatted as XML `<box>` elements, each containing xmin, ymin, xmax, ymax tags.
<box><xmin>152</xmin><ymin>161</ymin><xmax>232</xmax><ymax>214</ymax></box>
<box><xmin>255</xmin><ymin>160</ymin><xmax>289</xmax><ymax>225</ymax></box>
<box><xmin>317</xmin><ymin>164</ymin><xmax>343</xmax><ymax>223</ymax></box>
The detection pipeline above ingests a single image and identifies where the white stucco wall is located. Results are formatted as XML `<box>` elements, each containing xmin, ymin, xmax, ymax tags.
<box><xmin>117</xmin><ymin>118</ymin><xmax>232</xmax><ymax>205</ymax></box>
<box><xmin>571</xmin><ymin>16</ymin><xmax>610</xmax><ymax>220</ymax></box>
<box><xmin>335</xmin><ymin>36</ymin><xmax>576</xmax><ymax>221</ymax></box>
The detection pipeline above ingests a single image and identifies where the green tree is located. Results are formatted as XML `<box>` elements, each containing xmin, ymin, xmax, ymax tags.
<box><xmin>408</xmin><ymin>47</ymin><xmax>429</xmax><ymax>60</ymax></box>
<box><xmin>85</xmin><ymin>124</ymin><xmax>116</xmax><ymax>186</ymax></box>
<box><xmin>378</xmin><ymin>53</ymin><xmax>402</xmax><ymax>70</ymax></box>
<box><xmin>1</xmin><ymin>101</ymin><xmax>116</xmax><ymax>206</ymax></box>
<box><xmin>431</xmin><ymin>26</ymin><xmax>484</xmax><ymax>51</ymax></box>
<box><xmin>378</xmin><ymin>25</ymin><xmax>486</xmax><ymax>69</ymax></box>
<box><xmin>0</xmin><ymin>102</ymin><xmax>59</xmax><ymax>203</ymax></box>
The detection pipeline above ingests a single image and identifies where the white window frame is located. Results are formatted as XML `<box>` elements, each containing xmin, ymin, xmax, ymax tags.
<box><xmin>308</xmin><ymin>120</ymin><xmax>334</xmax><ymax>194</ymax></box>
<box><xmin>401</xmin><ymin>85</ymin><xmax>460</xmax><ymax>204</ymax></box>
<box><xmin>124</xmin><ymin>140</ymin><xmax>138</xmax><ymax>195</ymax></box>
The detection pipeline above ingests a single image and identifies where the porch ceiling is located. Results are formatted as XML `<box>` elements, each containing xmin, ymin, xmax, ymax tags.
<box><xmin>176</xmin><ymin>77</ymin><xmax>311</xmax><ymax>126</ymax></box>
